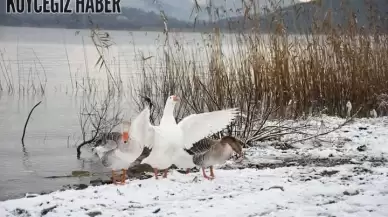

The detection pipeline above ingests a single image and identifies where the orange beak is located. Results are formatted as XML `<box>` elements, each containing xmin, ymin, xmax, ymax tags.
<box><xmin>122</xmin><ymin>131</ymin><xmax>129</xmax><ymax>143</ymax></box>
<box><xmin>122</xmin><ymin>121</ymin><xmax>130</xmax><ymax>143</ymax></box>
<box><xmin>172</xmin><ymin>95</ymin><xmax>179</xmax><ymax>102</ymax></box>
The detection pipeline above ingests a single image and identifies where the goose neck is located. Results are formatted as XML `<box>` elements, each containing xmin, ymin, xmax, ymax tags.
<box><xmin>161</xmin><ymin>102</ymin><xmax>176</xmax><ymax>125</ymax></box>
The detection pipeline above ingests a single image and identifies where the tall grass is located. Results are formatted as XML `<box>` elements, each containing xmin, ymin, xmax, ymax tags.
<box><xmin>0</xmin><ymin>48</ymin><xmax>48</xmax><ymax>95</ymax></box>
<box><xmin>132</xmin><ymin>0</ymin><xmax>388</xmax><ymax>129</ymax></box>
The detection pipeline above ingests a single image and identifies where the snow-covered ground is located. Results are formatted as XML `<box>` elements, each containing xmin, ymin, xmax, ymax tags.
<box><xmin>1</xmin><ymin>165</ymin><xmax>388</xmax><ymax>217</ymax></box>
<box><xmin>245</xmin><ymin>116</ymin><xmax>388</xmax><ymax>163</ymax></box>
<box><xmin>1</xmin><ymin>116</ymin><xmax>388</xmax><ymax>217</ymax></box>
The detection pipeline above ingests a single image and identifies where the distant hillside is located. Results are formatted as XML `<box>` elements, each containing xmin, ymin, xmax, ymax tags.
<box><xmin>118</xmin><ymin>0</ymin><xmax>299</xmax><ymax>21</ymax></box>
<box><xmin>218</xmin><ymin>0</ymin><xmax>388</xmax><ymax>33</ymax></box>
<box><xmin>0</xmin><ymin>7</ymin><xmax>192</xmax><ymax>31</ymax></box>
<box><xmin>127</xmin><ymin>0</ymin><xmax>194</xmax><ymax>21</ymax></box>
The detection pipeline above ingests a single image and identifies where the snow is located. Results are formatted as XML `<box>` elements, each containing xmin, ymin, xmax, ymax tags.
<box><xmin>1</xmin><ymin>116</ymin><xmax>388</xmax><ymax>217</ymax></box>
<box><xmin>1</xmin><ymin>165</ymin><xmax>388</xmax><ymax>217</ymax></box>
<box><xmin>245</xmin><ymin>116</ymin><xmax>388</xmax><ymax>162</ymax></box>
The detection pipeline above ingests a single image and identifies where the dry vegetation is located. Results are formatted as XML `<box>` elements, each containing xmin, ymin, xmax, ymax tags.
<box><xmin>124</xmin><ymin>0</ymin><xmax>388</xmax><ymax>144</ymax></box>
<box><xmin>76</xmin><ymin>89</ymin><xmax>124</xmax><ymax>158</ymax></box>
<box><xmin>0</xmin><ymin>48</ymin><xmax>48</xmax><ymax>95</ymax></box>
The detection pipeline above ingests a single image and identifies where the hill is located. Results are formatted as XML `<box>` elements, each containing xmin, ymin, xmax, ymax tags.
<box><xmin>218</xmin><ymin>0</ymin><xmax>388</xmax><ymax>33</ymax></box>
<box><xmin>127</xmin><ymin>0</ymin><xmax>300</xmax><ymax>21</ymax></box>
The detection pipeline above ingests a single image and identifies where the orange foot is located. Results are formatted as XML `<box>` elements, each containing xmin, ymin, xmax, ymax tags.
<box><xmin>153</xmin><ymin>168</ymin><xmax>159</xmax><ymax>180</ymax></box>
<box><xmin>210</xmin><ymin>166</ymin><xmax>215</xmax><ymax>179</ymax></box>
<box><xmin>162</xmin><ymin>169</ymin><xmax>168</xmax><ymax>178</ymax></box>
<box><xmin>202</xmin><ymin>167</ymin><xmax>214</xmax><ymax>180</ymax></box>
<box><xmin>111</xmin><ymin>169</ymin><xmax>127</xmax><ymax>185</ymax></box>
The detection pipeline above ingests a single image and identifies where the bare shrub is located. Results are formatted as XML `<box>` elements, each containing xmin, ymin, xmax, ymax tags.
<box><xmin>76</xmin><ymin>90</ymin><xmax>123</xmax><ymax>159</ymax></box>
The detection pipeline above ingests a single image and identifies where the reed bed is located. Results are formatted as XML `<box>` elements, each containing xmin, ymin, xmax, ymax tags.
<box><xmin>0</xmin><ymin>48</ymin><xmax>47</xmax><ymax>96</ymax></box>
<box><xmin>127</xmin><ymin>0</ymin><xmax>388</xmax><ymax>141</ymax></box>
<box><xmin>133</xmin><ymin>4</ymin><xmax>388</xmax><ymax>114</ymax></box>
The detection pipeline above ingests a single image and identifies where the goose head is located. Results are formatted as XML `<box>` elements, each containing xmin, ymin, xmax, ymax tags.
<box><xmin>220</xmin><ymin>136</ymin><xmax>244</xmax><ymax>158</ymax></box>
<box><xmin>167</xmin><ymin>95</ymin><xmax>180</xmax><ymax>104</ymax></box>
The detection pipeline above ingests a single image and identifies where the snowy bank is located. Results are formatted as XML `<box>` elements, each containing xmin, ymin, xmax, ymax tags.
<box><xmin>1</xmin><ymin>116</ymin><xmax>388</xmax><ymax>217</ymax></box>
<box><xmin>1</xmin><ymin>164</ymin><xmax>388</xmax><ymax>217</ymax></box>
<box><xmin>242</xmin><ymin>116</ymin><xmax>388</xmax><ymax>163</ymax></box>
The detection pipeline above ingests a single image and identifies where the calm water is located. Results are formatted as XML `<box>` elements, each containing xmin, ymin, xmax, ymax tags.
<box><xmin>0</xmin><ymin>26</ymin><xmax>211</xmax><ymax>201</ymax></box>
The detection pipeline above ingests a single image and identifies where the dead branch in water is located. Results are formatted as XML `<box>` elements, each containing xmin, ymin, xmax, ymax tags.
<box><xmin>21</xmin><ymin>101</ymin><xmax>42</xmax><ymax>147</ymax></box>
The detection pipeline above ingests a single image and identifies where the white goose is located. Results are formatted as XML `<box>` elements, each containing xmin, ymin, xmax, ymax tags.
<box><xmin>94</xmin><ymin>105</ymin><xmax>152</xmax><ymax>184</ymax></box>
<box><xmin>135</xmin><ymin>95</ymin><xmax>239</xmax><ymax>179</ymax></box>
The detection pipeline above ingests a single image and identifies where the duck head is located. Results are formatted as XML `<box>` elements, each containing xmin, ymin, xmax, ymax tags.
<box><xmin>220</xmin><ymin>136</ymin><xmax>244</xmax><ymax>158</ymax></box>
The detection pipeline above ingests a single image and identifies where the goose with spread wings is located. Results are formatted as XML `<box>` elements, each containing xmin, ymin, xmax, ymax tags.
<box><xmin>132</xmin><ymin>95</ymin><xmax>240</xmax><ymax>179</ymax></box>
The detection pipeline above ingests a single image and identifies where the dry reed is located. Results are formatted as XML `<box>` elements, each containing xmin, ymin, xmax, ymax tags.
<box><xmin>134</xmin><ymin>2</ymin><xmax>387</xmax><ymax>113</ymax></box>
<box><xmin>130</xmin><ymin>0</ymin><xmax>388</xmax><ymax>142</ymax></box>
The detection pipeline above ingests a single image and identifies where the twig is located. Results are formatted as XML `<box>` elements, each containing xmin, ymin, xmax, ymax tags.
<box><xmin>76</xmin><ymin>91</ymin><xmax>122</xmax><ymax>159</ymax></box>
<box><xmin>288</xmin><ymin>107</ymin><xmax>362</xmax><ymax>145</ymax></box>
<box><xmin>76</xmin><ymin>136</ymin><xmax>99</xmax><ymax>159</ymax></box>
<box><xmin>21</xmin><ymin>101</ymin><xmax>42</xmax><ymax>147</ymax></box>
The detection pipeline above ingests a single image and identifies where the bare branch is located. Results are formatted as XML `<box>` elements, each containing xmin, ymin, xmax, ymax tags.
<box><xmin>21</xmin><ymin>101</ymin><xmax>42</xmax><ymax>147</ymax></box>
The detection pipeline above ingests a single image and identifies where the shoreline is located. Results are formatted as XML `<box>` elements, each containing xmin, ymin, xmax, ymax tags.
<box><xmin>1</xmin><ymin>162</ymin><xmax>387</xmax><ymax>216</ymax></box>
<box><xmin>3</xmin><ymin>154</ymin><xmax>386</xmax><ymax>202</ymax></box>
<box><xmin>2</xmin><ymin>115</ymin><xmax>388</xmax><ymax>214</ymax></box>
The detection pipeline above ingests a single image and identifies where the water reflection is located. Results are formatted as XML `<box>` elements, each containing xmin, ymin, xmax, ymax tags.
<box><xmin>21</xmin><ymin>145</ymin><xmax>30</xmax><ymax>165</ymax></box>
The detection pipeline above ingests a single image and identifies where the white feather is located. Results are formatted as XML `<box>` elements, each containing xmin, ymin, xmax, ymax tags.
<box><xmin>129</xmin><ymin>107</ymin><xmax>155</xmax><ymax>148</ymax></box>
<box><xmin>177</xmin><ymin>108</ymin><xmax>239</xmax><ymax>149</ymax></box>
<box><xmin>94</xmin><ymin>107</ymin><xmax>152</xmax><ymax>171</ymax></box>
<box><xmin>94</xmin><ymin>142</ymin><xmax>114</xmax><ymax>158</ymax></box>
<box><xmin>140</xmin><ymin>95</ymin><xmax>239</xmax><ymax>171</ymax></box>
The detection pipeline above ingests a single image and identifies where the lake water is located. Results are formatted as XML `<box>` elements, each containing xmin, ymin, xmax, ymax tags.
<box><xmin>0</xmin><ymin>26</ymin><xmax>212</xmax><ymax>201</ymax></box>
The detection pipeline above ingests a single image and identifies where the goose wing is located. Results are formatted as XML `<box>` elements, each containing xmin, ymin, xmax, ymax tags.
<box><xmin>93</xmin><ymin>140</ymin><xmax>126</xmax><ymax>168</ymax></box>
<box><xmin>184</xmin><ymin>137</ymin><xmax>214</xmax><ymax>155</ymax></box>
<box><xmin>129</xmin><ymin>107</ymin><xmax>156</xmax><ymax>149</ymax></box>
<box><xmin>177</xmin><ymin>108</ymin><xmax>239</xmax><ymax>149</ymax></box>
<box><xmin>93</xmin><ymin>140</ymin><xmax>118</xmax><ymax>159</ymax></box>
